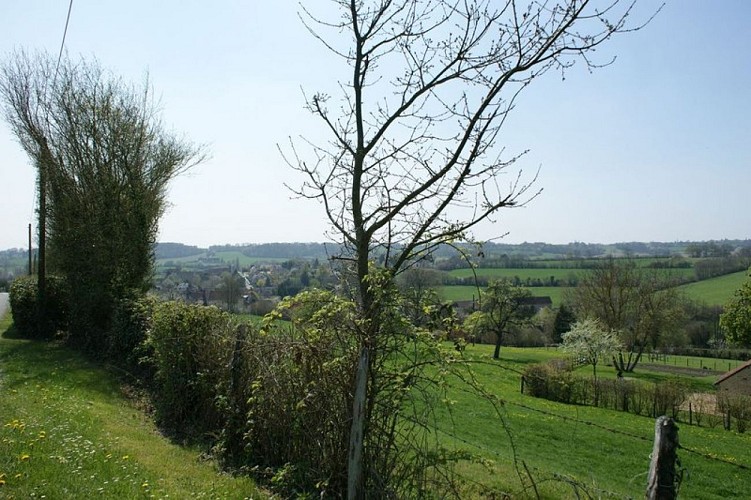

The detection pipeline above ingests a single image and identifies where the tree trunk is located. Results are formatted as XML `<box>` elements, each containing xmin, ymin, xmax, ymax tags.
<box><xmin>493</xmin><ymin>332</ymin><xmax>502</xmax><ymax>359</ymax></box>
<box><xmin>347</xmin><ymin>345</ymin><xmax>370</xmax><ymax>499</ymax></box>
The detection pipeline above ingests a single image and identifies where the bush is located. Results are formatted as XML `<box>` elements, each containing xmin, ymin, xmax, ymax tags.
<box><xmin>9</xmin><ymin>275</ymin><xmax>69</xmax><ymax>339</ymax></box>
<box><xmin>523</xmin><ymin>361</ymin><xmax>576</xmax><ymax>403</ymax></box>
<box><xmin>146</xmin><ymin>301</ymin><xmax>236</xmax><ymax>438</ymax></box>
<box><xmin>234</xmin><ymin>290</ymin><xmax>359</xmax><ymax>494</ymax></box>
<box><xmin>525</xmin><ymin>362</ymin><xmax>690</xmax><ymax>422</ymax></box>
<box><xmin>717</xmin><ymin>393</ymin><xmax>751</xmax><ymax>433</ymax></box>
<box><xmin>108</xmin><ymin>292</ymin><xmax>158</xmax><ymax>380</ymax></box>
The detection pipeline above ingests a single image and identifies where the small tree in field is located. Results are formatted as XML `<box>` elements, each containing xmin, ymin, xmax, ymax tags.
<box><xmin>481</xmin><ymin>279</ymin><xmax>536</xmax><ymax>359</ymax></box>
<box><xmin>561</xmin><ymin>318</ymin><xmax>622</xmax><ymax>385</ymax></box>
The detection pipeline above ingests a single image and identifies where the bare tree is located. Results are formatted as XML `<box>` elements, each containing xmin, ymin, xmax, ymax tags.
<box><xmin>568</xmin><ymin>258</ymin><xmax>686</xmax><ymax>372</ymax></box>
<box><xmin>285</xmin><ymin>1</ymin><xmax>656</xmax><ymax>496</ymax></box>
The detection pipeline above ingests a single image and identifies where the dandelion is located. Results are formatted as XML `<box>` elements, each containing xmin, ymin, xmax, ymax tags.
<box><xmin>122</xmin><ymin>455</ymin><xmax>129</xmax><ymax>460</ymax></box>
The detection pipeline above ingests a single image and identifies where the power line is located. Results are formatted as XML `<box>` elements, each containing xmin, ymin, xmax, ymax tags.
<box><xmin>55</xmin><ymin>0</ymin><xmax>74</xmax><ymax>77</ymax></box>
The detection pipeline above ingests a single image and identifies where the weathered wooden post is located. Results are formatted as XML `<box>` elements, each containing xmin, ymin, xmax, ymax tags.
<box><xmin>646</xmin><ymin>416</ymin><xmax>679</xmax><ymax>500</ymax></box>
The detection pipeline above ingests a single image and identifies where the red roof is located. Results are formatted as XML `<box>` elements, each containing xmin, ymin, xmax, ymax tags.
<box><xmin>714</xmin><ymin>359</ymin><xmax>751</xmax><ymax>386</ymax></box>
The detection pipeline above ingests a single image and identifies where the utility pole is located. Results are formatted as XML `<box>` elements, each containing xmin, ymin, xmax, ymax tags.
<box><xmin>28</xmin><ymin>223</ymin><xmax>33</xmax><ymax>275</ymax></box>
<box><xmin>36</xmin><ymin>142</ymin><xmax>50</xmax><ymax>333</ymax></box>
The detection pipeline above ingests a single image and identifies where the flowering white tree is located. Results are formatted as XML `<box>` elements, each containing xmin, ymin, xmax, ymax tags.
<box><xmin>561</xmin><ymin>318</ymin><xmax>623</xmax><ymax>384</ymax></box>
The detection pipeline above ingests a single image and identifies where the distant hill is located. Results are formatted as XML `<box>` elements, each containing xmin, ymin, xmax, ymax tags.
<box><xmin>153</xmin><ymin>239</ymin><xmax>751</xmax><ymax>263</ymax></box>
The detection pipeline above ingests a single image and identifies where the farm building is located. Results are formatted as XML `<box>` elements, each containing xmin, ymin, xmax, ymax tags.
<box><xmin>714</xmin><ymin>359</ymin><xmax>751</xmax><ymax>396</ymax></box>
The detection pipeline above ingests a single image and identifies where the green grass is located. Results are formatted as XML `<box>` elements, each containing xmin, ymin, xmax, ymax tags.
<box><xmin>678</xmin><ymin>271</ymin><xmax>749</xmax><ymax>306</ymax></box>
<box><xmin>448</xmin><ymin>266</ymin><xmax>696</xmax><ymax>283</ymax></box>
<box><xmin>431</xmin><ymin>344</ymin><xmax>751</xmax><ymax>498</ymax></box>
<box><xmin>156</xmin><ymin>250</ymin><xmax>287</xmax><ymax>270</ymax></box>
<box><xmin>448</xmin><ymin>267</ymin><xmax>586</xmax><ymax>282</ymax></box>
<box><xmin>0</xmin><ymin>313</ymin><xmax>263</xmax><ymax>499</ymax></box>
<box><xmin>2</xmin><ymin>304</ymin><xmax>749</xmax><ymax>498</ymax></box>
<box><xmin>443</xmin><ymin>266</ymin><xmax>749</xmax><ymax>307</ymax></box>
<box><xmin>438</xmin><ymin>285</ymin><xmax>565</xmax><ymax>306</ymax></box>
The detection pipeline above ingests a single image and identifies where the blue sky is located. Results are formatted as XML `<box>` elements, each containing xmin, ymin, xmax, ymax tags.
<box><xmin>1</xmin><ymin>1</ymin><xmax>749</xmax><ymax>250</ymax></box>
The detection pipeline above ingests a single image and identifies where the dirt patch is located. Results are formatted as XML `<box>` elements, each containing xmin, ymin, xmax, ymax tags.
<box><xmin>639</xmin><ymin>362</ymin><xmax>722</xmax><ymax>378</ymax></box>
<box><xmin>681</xmin><ymin>392</ymin><xmax>721</xmax><ymax>416</ymax></box>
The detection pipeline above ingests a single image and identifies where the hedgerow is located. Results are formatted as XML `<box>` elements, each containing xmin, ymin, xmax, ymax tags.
<box><xmin>9</xmin><ymin>275</ymin><xmax>69</xmax><ymax>339</ymax></box>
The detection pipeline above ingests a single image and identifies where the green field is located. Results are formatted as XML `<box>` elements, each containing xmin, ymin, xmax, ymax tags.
<box><xmin>441</xmin><ymin>268</ymin><xmax>749</xmax><ymax>308</ymax></box>
<box><xmin>433</xmin><ymin>344</ymin><xmax>751</xmax><ymax>498</ymax></box>
<box><xmin>679</xmin><ymin>270</ymin><xmax>749</xmax><ymax>306</ymax></box>
<box><xmin>2</xmin><ymin>306</ymin><xmax>750</xmax><ymax>498</ymax></box>
<box><xmin>438</xmin><ymin>285</ymin><xmax>565</xmax><ymax>306</ymax></box>
<box><xmin>156</xmin><ymin>250</ymin><xmax>287</xmax><ymax>269</ymax></box>
<box><xmin>448</xmin><ymin>266</ymin><xmax>696</xmax><ymax>283</ymax></box>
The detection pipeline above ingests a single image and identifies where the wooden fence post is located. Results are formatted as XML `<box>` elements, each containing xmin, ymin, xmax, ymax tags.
<box><xmin>646</xmin><ymin>416</ymin><xmax>679</xmax><ymax>500</ymax></box>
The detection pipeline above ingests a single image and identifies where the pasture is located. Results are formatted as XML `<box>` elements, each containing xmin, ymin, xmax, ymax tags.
<box><xmin>447</xmin><ymin>265</ymin><xmax>696</xmax><ymax>283</ymax></box>
<box><xmin>678</xmin><ymin>270</ymin><xmax>749</xmax><ymax>306</ymax></box>
<box><xmin>432</xmin><ymin>344</ymin><xmax>751</xmax><ymax>498</ymax></box>
<box><xmin>156</xmin><ymin>249</ymin><xmax>287</xmax><ymax>270</ymax></box>
<box><xmin>440</xmin><ymin>267</ymin><xmax>748</xmax><ymax>307</ymax></box>
<box><xmin>438</xmin><ymin>284</ymin><xmax>565</xmax><ymax>306</ymax></box>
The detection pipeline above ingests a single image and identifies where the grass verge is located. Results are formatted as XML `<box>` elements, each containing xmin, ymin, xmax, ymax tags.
<box><xmin>0</xmin><ymin>312</ymin><xmax>263</xmax><ymax>499</ymax></box>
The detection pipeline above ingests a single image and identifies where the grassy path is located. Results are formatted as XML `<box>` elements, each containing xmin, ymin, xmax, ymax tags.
<box><xmin>0</xmin><ymin>312</ymin><xmax>263</xmax><ymax>499</ymax></box>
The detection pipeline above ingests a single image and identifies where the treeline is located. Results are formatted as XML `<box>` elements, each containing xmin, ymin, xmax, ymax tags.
<box><xmin>150</xmin><ymin>239</ymin><xmax>751</xmax><ymax>265</ymax></box>
<box><xmin>694</xmin><ymin>256</ymin><xmax>751</xmax><ymax>281</ymax></box>
<box><xmin>155</xmin><ymin>242</ymin><xmax>205</xmax><ymax>259</ymax></box>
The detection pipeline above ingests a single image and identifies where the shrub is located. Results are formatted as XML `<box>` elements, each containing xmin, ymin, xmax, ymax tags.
<box><xmin>146</xmin><ymin>301</ymin><xmax>236</xmax><ymax>438</ymax></box>
<box><xmin>108</xmin><ymin>292</ymin><xmax>158</xmax><ymax>380</ymax></box>
<box><xmin>717</xmin><ymin>393</ymin><xmax>751</xmax><ymax>433</ymax></box>
<box><xmin>652</xmin><ymin>379</ymin><xmax>688</xmax><ymax>419</ymax></box>
<box><xmin>9</xmin><ymin>275</ymin><xmax>69</xmax><ymax>338</ymax></box>
<box><xmin>524</xmin><ymin>361</ymin><xmax>691</xmax><ymax>423</ymax></box>
<box><xmin>523</xmin><ymin>361</ymin><xmax>576</xmax><ymax>403</ymax></box>
<box><xmin>235</xmin><ymin>290</ymin><xmax>359</xmax><ymax>494</ymax></box>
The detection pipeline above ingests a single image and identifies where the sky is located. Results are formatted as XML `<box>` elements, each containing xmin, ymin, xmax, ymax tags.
<box><xmin>0</xmin><ymin>1</ymin><xmax>749</xmax><ymax>250</ymax></box>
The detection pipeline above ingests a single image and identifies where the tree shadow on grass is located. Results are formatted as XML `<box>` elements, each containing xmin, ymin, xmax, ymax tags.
<box><xmin>1</xmin><ymin>320</ymin><xmax>23</xmax><ymax>339</ymax></box>
<box><xmin>0</xmin><ymin>321</ymin><xmax>125</xmax><ymax>401</ymax></box>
